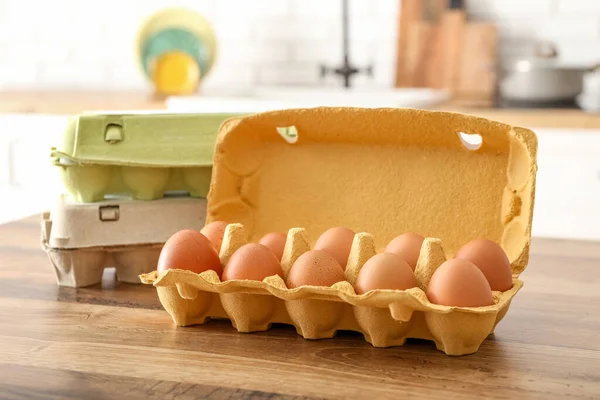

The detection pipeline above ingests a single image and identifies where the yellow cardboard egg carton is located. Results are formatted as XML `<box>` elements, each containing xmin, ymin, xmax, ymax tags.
<box><xmin>140</xmin><ymin>107</ymin><xmax>538</xmax><ymax>356</ymax></box>
<box><xmin>141</xmin><ymin>223</ymin><xmax>522</xmax><ymax>356</ymax></box>
<box><xmin>43</xmin><ymin>194</ymin><xmax>208</xmax><ymax>288</ymax></box>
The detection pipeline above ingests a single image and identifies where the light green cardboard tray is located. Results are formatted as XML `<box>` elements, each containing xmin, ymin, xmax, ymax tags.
<box><xmin>50</xmin><ymin>112</ymin><xmax>244</xmax><ymax>202</ymax></box>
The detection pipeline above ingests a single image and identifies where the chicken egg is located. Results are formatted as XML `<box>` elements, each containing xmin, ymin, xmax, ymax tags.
<box><xmin>200</xmin><ymin>221</ymin><xmax>229</xmax><ymax>253</ymax></box>
<box><xmin>354</xmin><ymin>252</ymin><xmax>418</xmax><ymax>294</ymax></box>
<box><xmin>258</xmin><ymin>232</ymin><xmax>287</xmax><ymax>261</ymax></box>
<box><xmin>157</xmin><ymin>229</ymin><xmax>223</xmax><ymax>277</ymax></box>
<box><xmin>286</xmin><ymin>250</ymin><xmax>347</xmax><ymax>288</ymax></box>
<box><xmin>426</xmin><ymin>258</ymin><xmax>494</xmax><ymax>307</ymax></box>
<box><xmin>222</xmin><ymin>243</ymin><xmax>284</xmax><ymax>281</ymax></box>
<box><xmin>313</xmin><ymin>226</ymin><xmax>356</xmax><ymax>269</ymax></box>
<box><xmin>384</xmin><ymin>232</ymin><xmax>425</xmax><ymax>270</ymax></box>
<box><xmin>454</xmin><ymin>239</ymin><xmax>513</xmax><ymax>291</ymax></box>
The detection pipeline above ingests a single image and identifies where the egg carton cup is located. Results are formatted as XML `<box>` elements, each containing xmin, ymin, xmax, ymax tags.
<box><xmin>50</xmin><ymin>111</ymin><xmax>244</xmax><ymax>202</ymax></box>
<box><xmin>42</xmin><ymin>195</ymin><xmax>208</xmax><ymax>288</ymax></box>
<box><xmin>46</xmin><ymin>243</ymin><xmax>163</xmax><ymax>288</ymax></box>
<box><xmin>141</xmin><ymin>223</ymin><xmax>521</xmax><ymax>356</ymax></box>
<box><xmin>140</xmin><ymin>107</ymin><xmax>538</xmax><ymax>356</ymax></box>
<box><xmin>52</xmin><ymin>162</ymin><xmax>213</xmax><ymax>202</ymax></box>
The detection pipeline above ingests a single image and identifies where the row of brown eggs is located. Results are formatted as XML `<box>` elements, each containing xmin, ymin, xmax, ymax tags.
<box><xmin>156</xmin><ymin>222</ymin><xmax>513</xmax><ymax>308</ymax></box>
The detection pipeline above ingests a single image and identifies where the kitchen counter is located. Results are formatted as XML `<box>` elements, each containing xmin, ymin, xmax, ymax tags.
<box><xmin>0</xmin><ymin>215</ymin><xmax>599</xmax><ymax>399</ymax></box>
<box><xmin>439</xmin><ymin>106</ymin><xmax>600</xmax><ymax>129</ymax></box>
<box><xmin>0</xmin><ymin>90</ymin><xmax>166</xmax><ymax>114</ymax></box>
<box><xmin>3</xmin><ymin>90</ymin><xmax>600</xmax><ymax>129</ymax></box>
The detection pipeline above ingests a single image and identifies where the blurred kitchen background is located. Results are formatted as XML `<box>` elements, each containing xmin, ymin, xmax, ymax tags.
<box><xmin>0</xmin><ymin>0</ymin><xmax>599</xmax><ymax>93</ymax></box>
<box><xmin>1</xmin><ymin>0</ymin><xmax>599</xmax><ymax>243</ymax></box>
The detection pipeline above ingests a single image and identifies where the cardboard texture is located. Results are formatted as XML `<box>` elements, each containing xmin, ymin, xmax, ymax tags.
<box><xmin>43</xmin><ymin>195</ymin><xmax>207</xmax><ymax>288</ymax></box>
<box><xmin>51</xmin><ymin>112</ymin><xmax>243</xmax><ymax>201</ymax></box>
<box><xmin>140</xmin><ymin>107</ymin><xmax>538</xmax><ymax>356</ymax></box>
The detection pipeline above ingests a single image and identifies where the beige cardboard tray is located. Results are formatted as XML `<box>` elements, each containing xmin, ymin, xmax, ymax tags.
<box><xmin>141</xmin><ymin>107</ymin><xmax>538</xmax><ymax>356</ymax></box>
<box><xmin>43</xmin><ymin>195</ymin><xmax>207</xmax><ymax>287</ymax></box>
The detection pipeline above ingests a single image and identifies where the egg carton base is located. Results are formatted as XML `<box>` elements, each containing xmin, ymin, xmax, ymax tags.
<box><xmin>40</xmin><ymin>195</ymin><xmax>208</xmax><ymax>287</ymax></box>
<box><xmin>45</xmin><ymin>244</ymin><xmax>162</xmax><ymax>288</ymax></box>
<box><xmin>144</xmin><ymin>222</ymin><xmax>521</xmax><ymax>356</ymax></box>
<box><xmin>156</xmin><ymin>286</ymin><xmax>512</xmax><ymax>356</ymax></box>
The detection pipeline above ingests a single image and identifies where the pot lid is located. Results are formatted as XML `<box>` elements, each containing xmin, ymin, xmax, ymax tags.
<box><xmin>508</xmin><ymin>41</ymin><xmax>588</xmax><ymax>72</ymax></box>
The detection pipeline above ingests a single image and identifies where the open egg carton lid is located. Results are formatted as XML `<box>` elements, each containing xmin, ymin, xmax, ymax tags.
<box><xmin>206</xmin><ymin>107</ymin><xmax>537</xmax><ymax>269</ymax></box>
<box><xmin>50</xmin><ymin>111</ymin><xmax>245</xmax><ymax>167</ymax></box>
<box><xmin>42</xmin><ymin>193</ymin><xmax>208</xmax><ymax>250</ymax></box>
<box><xmin>141</xmin><ymin>107</ymin><xmax>538</xmax><ymax>355</ymax></box>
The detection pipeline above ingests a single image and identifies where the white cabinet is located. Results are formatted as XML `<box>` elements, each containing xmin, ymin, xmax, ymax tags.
<box><xmin>532</xmin><ymin>127</ymin><xmax>600</xmax><ymax>241</ymax></box>
<box><xmin>0</xmin><ymin>114</ymin><xmax>66</xmax><ymax>224</ymax></box>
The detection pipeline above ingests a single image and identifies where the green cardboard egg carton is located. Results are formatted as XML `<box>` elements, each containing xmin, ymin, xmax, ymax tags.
<box><xmin>50</xmin><ymin>112</ymin><xmax>244</xmax><ymax>202</ymax></box>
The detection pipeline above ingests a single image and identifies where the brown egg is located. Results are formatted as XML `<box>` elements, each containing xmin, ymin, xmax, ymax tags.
<box><xmin>222</xmin><ymin>243</ymin><xmax>284</xmax><ymax>281</ymax></box>
<box><xmin>384</xmin><ymin>232</ymin><xmax>425</xmax><ymax>270</ymax></box>
<box><xmin>286</xmin><ymin>250</ymin><xmax>347</xmax><ymax>288</ymax></box>
<box><xmin>258</xmin><ymin>232</ymin><xmax>287</xmax><ymax>261</ymax></box>
<box><xmin>157</xmin><ymin>229</ymin><xmax>222</xmax><ymax>278</ymax></box>
<box><xmin>426</xmin><ymin>258</ymin><xmax>494</xmax><ymax>307</ymax></box>
<box><xmin>454</xmin><ymin>239</ymin><xmax>513</xmax><ymax>291</ymax></box>
<box><xmin>313</xmin><ymin>226</ymin><xmax>356</xmax><ymax>268</ymax></box>
<box><xmin>354</xmin><ymin>252</ymin><xmax>418</xmax><ymax>294</ymax></box>
<box><xmin>200</xmin><ymin>221</ymin><xmax>229</xmax><ymax>253</ymax></box>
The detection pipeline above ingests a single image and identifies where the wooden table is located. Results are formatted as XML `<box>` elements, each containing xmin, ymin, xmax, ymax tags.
<box><xmin>1</xmin><ymin>216</ymin><xmax>599</xmax><ymax>399</ymax></box>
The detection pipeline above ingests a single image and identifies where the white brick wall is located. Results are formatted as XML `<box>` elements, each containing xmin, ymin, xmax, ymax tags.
<box><xmin>0</xmin><ymin>0</ymin><xmax>600</xmax><ymax>90</ymax></box>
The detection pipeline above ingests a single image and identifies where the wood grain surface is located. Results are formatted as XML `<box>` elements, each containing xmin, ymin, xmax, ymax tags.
<box><xmin>1</xmin><ymin>215</ymin><xmax>599</xmax><ymax>399</ymax></box>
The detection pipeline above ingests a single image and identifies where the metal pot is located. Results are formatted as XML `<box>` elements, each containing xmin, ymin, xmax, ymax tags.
<box><xmin>499</xmin><ymin>42</ymin><xmax>589</xmax><ymax>103</ymax></box>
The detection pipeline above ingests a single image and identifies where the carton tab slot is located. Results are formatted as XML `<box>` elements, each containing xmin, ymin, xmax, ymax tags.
<box><xmin>276</xmin><ymin>126</ymin><xmax>299</xmax><ymax>144</ymax></box>
<box><xmin>104</xmin><ymin>124</ymin><xmax>124</xmax><ymax>144</ymax></box>
<box><xmin>458</xmin><ymin>131</ymin><xmax>482</xmax><ymax>151</ymax></box>
<box><xmin>99</xmin><ymin>205</ymin><xmax>120</xmax><ymax>222</ymax></box>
